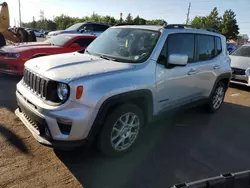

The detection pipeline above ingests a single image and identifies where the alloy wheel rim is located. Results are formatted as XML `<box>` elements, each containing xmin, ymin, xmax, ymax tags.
<box><xmin>110</xmin><ymin>112</ymin><xmax>140</xmax><ymax>151</ymax></box>
<box><xmin>212</xmin><ymin>86</ymin><xmax>224</xmax><ymax>109</ymax></box>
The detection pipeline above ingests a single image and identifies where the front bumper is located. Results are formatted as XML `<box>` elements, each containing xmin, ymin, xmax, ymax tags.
<box><xmin>0</xmin><ymin>57</ymin><xmax>25</xmax><ymax>75</ymax></box>
<box><xmin>15</xmin><ymin>81</ymin><xmax>98</xmax><ymax>149</ymax></box>
<box><xmin>230</xmin><ymin>74</ymin><xmax>250</xmax><ymax>86</ymax></box>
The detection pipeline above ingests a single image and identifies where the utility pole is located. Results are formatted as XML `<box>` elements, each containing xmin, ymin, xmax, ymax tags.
<box><xmin>18</xmin><ymin>0</ymin><xmax>22</xmax><ymax>27</ymax></box>
<box><xmin>186</xmin><ymin>2</ymin><xmax>191</xmax><ymax>24</ymax></box>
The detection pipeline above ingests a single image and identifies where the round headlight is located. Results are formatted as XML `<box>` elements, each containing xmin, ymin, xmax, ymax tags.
<box><xmin>57</xmin><ymin>83</ymin><xmax>69</xmax><ymax>101</ymax></box>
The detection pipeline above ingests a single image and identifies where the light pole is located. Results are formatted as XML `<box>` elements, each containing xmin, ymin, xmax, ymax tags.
<box><xmin>18</xmin><ymin>0</ymin><xmax>22</xmax><ymax>27</ymax></box>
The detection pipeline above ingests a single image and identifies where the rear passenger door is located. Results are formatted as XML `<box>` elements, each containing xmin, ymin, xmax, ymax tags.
<box><xmin>193</xmin><ymin>35</ymin><xmax>221</xmax><ymax>98</ymax></box>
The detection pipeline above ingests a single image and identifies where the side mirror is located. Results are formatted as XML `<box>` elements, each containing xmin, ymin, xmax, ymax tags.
<box><xmin>69</xmin><ymin>43</ymin><xmax>80</xmax><ymax>49</ymax></box>
<box><xmin>168</xmin><ymin>54</ymin><xmax>188</xmax><ymax>66</ymax></box>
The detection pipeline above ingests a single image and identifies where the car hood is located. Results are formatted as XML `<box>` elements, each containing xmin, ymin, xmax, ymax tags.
<box><xmin>0</xmin><ymin>42</ymin><xmax>51</xmax><ymax>52</ymax></box>
<box><xmin>25</xmin><ymin>52</ymin><xmax>136</xmax><ymax>83</ymax></box>
<box><xmin>230</xmin><ymin>55</ymin><xmax>250</xmax><ymax>70</ymax></box>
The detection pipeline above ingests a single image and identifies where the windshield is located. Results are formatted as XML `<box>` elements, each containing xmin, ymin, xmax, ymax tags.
<box><xmin>86</xmin><ymin>27</ymin><xmax>160</xmax><ymax>63</ymax></box>
<box><xmin>231</xmin><ymin>46</ymin><xmax>250</xmax><ymax>57</ymax></box>
<box><xmin>45</xmin><ymin>35</ymin><xmax>73</xmax><ymax>46</ymax></box>
<box><xmin>65</xmin><ymin>23</ymin><xmax>83</xmax><ymax>31</ymax></box>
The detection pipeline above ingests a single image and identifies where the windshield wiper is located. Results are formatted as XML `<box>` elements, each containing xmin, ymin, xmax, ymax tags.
<box><xmin>99</xmin><ymin>55</ymin><xmax>119</xmax><ymax>62</ymax></box>
<box><xmin>85</xmin><ymin>49</ymin><xmax>92</xmax><ymax>55</ymax></box>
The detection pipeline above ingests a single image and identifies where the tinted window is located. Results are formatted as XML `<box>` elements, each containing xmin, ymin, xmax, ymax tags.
<box><xmin>216</xmin><ymin>37</ymin><xmax>222</xmax><ymax>54</ymax></box>
<box><xmin>197</xmin><ymin>35</ymin><xmax>215</xmax><ymax>61</ymax></box>
<box><xmin>93</xmin><ymin>24</ymin><xmax>109</xmax><ymax>32</ymax></box>
<box><xmin>167</xmin><ymin>34</ymin><xmax>195</xmax><ymax>62</ymax></box>
<box><xmin>73</xmin><ymin>38</ymin><xmax>95</xmax><ymax>47</ymax></box>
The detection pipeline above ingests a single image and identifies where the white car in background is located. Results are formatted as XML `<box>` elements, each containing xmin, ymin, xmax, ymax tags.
<box><xmin>26</xmin><ymin>29</ymin><xmax>45</xmax><ymax>38</ymax></box>
<box><xmin>230</xmin><ymin>44</ymin><xmax>250</xmax><ymax>86</ymax></box>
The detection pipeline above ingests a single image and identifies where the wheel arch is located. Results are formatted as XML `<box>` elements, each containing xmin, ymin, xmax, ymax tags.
<box><xmin>87</xmin><ymin>89</ymin><xmax>154</xmax><ymax>143</ymax></box>
<box><xmin>210</xmin><ymin>72</ymin><xmax>231</xmax><ymax>98</ymax></box>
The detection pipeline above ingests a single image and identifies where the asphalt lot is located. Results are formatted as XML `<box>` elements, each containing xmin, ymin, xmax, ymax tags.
<box><xmin>1</xmin><ymin>74</ymin><xmax>250</xmax><ymax>188</ymax></box>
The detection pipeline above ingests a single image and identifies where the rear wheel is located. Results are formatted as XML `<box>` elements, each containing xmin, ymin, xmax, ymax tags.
<box><xmin>97</xmin><ymin>104</ymin><xmax>144</xmax><ymax>156</ymax></box>
<box><xmin>207</xmin><ymin>82</ymin><xmax>226</xmax><ymax>113</ymax></box>
<box><xmin>0</xmin><ymin>33</ymin><xmax>6</xmax><ymax>47</ymax></box>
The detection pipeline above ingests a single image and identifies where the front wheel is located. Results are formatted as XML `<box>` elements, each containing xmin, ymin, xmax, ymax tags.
<box><xmin>97</xmin><ymin>104</ymin><xmax>144</xmax><ymax>156</ymax></box>
<box><xmin>207</xmin><ymin>82</ymin><xmax>226</xmax><ymax>113</ymax></box>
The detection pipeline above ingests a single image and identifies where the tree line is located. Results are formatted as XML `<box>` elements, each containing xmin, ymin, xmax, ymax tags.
<box><xmin>23</xmin><ymin>13</ymin><xmax>166</xmax><ymax>31</ymax></box>
<box><xmin>23</xmin><ymin>9</ymin><xmax>240</xmax><ymax>40</ymax></box>
<box><xmin>191</xmin><ymin>8</ymin><xmax>239</xmax><ymax>40</ymax></box>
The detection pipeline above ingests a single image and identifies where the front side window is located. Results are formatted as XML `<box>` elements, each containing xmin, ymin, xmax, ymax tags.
<box><xmin>86</xmin><ymin>28</ymin><xmax>160</xmax><ymax>63</ymax></box>
<box><xmin>231</xmin><ymin>46</ymin><xmax>250</xmax><ymax>57</ymax></box>
<box><xmin>167</xmin><ymin>33</ymin><xmax>195</xmax><ymax>63</ymax></box>
<box><xmin>197</xmin><ymin>35</ymin><xmax>215</xmax><ymax>61</ymax></box>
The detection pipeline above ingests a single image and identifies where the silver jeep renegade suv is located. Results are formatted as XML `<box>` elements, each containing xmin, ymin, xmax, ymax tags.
<box><xmin>15</xmin><ymin>24</ymin><xmax>231</xmax><ymax>156</ymax></box>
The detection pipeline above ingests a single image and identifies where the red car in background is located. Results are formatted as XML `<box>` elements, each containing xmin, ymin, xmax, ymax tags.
<box><xmin>0</xmin><ymin>34</ymin><xmax>96</xmax><ymax>75</ymax></box>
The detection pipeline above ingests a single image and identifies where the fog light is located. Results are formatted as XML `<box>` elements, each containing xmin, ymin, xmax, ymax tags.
<box><xmin>57</xmin><ymin>118</ymin><xmax>72</xmax><ymax>135</ymax></box>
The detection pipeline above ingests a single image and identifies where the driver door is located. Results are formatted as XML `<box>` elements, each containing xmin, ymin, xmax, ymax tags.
<box><xmin>155</xmin><ymin>33</ymin><xmax>200</xmax><ymax>113</ymax></box>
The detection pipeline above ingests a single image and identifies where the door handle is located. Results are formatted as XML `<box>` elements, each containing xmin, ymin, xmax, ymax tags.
<box><xmin>188</xmin><ymin>69</ymin><xmax>197</xmax><ymax>75</ymax></box>
<box><xmin>213</xmin><ymin>65</ymin><xmax>221</xmax><ymax>70</ymax></box>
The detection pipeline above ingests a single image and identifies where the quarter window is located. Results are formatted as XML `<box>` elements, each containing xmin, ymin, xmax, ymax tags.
<box><xmin>197</xmin><ymin>35</ymin><xmax>216</xmax><ymax>61</ymax></box>
<box><xmin>216</xmin><ymin>37</ymin><xmax>222</xmax><ymax>55</ymax></box>
<box><xmin>167</xmin><ymin>34</ymin><xmax>195</xmax><ymax>63</ymax></box>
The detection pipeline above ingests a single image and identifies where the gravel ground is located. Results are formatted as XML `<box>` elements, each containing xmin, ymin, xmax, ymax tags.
<box><xmin>0</xmin><ymin>74</ymin><xmax>250</xmax><ymax>188</ymax></box>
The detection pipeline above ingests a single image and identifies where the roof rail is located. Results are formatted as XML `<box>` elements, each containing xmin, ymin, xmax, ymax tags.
<box><xmin>165</xmin><ymin>24</ymin><xmax>220</xmax><ymax>33</ymax></box>
<box><xmin>114</xmin><ymin>23</ymin><xmax>137</xmax><ymax>26</ymax></box>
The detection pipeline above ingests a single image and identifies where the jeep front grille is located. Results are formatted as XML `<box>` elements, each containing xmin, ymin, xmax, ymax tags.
<box><xmin>23</xmin><ymin>68</ymin><xmax>48</xmax><ymax>98</ymax></box>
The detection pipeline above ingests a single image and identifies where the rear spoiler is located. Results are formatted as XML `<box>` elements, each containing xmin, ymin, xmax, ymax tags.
<box><xmin>172</xmin><ymin>170</ymin><xmax>250</xmax><ymax>188</ymax></box>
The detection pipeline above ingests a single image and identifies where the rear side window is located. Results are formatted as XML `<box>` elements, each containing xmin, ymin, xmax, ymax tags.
<box><xmin>197</xmin><ymin>35</ymin><xmax>215</xmax><ymax>61</ymax></box>
<box><xmin>216</xmin><ymin>37</ymin><xmax>222</xmax><ymax>55</ymax></box>
<box><xmin>167</xmin><ymin>34</ymin><xmax>195</xmax><ymax>63</ymax></box>
<box><xmin>73</xmin><ymin>38</ymin><xmax>95</xmax><ymax>47</ymax></box>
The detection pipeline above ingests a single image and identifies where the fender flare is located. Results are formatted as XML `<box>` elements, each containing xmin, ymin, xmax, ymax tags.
<box><xmin>87</xmin><ymin>89</ymin><xmax>154</xmax><ymax>143</ymax></box>
<box><xmin>210</xmin><ymin>72</ymin><xmax>232</xmax><ymax>98</ymax></box>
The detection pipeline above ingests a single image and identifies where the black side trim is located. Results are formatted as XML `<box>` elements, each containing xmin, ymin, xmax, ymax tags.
<box><xmin>87</xmin><ymin>89</ymin><xmax>154</xmax><ymax>143</ymax></box>
<box><xmin>209</xmin><ymin>72</ymin><xmax>232</xmax><ymax>98</ymax></box>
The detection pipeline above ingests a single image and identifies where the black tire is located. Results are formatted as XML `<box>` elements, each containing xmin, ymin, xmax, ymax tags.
<box><xmin>206</xmin><ymin>82</ymin><xmax>226</xmax><ymax>113</ymax></box>
<box><xmin>27</xmin><ymin>30</ymin><xmax>37</xmax><ymax>42</ymax></box>
<box><xmin>0</xmin><ymin>33</ymin><xmax>6</xmax><ymax>48</ymax></box>
<box><xmin>16</xmin><ymin>28</ymin><xmax>29</xmax><ymax>42</ymax></box>
<box><xmin>97</xmin><ymin>104</ymin><xmax>144</xmax><ymax>156</ymax></box>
